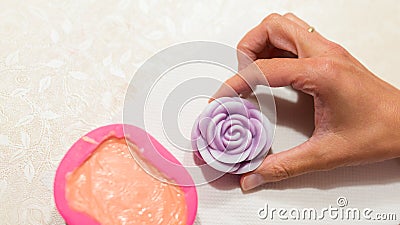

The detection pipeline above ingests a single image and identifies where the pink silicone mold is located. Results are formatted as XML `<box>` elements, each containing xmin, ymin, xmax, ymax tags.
<box><xmin>54</xmin><ymin>124</ymin><xmax>198</xmax><ymax>225</ymax></box>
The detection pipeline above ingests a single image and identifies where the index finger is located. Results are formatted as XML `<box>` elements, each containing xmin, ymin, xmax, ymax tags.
<box><xmin>237</xmin><ymin>13</ymin><xmax>329</xmax><ymax>68</ymax></box>
<box><xmin>211</xmin><ymin>58</ymin><xmax>318</xmax><ymax>101</ymax></box>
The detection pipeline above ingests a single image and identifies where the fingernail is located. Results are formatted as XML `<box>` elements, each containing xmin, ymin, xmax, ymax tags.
<box><xmin>241</xmin><ymin>174</ymin><xmax>265</xmax><ymax>191</ymax></box>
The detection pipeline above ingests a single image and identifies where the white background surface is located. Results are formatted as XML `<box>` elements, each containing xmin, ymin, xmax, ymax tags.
<box><xmin>0</xmin><ymin>0</ymin><xmax>399</xmax><ymax>224</ymax></box>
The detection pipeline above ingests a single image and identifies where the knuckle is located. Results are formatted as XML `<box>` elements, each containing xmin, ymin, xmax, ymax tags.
<box><xmin>325</xmin><ymin>41</ymin><xmax>348</xmax><ymax>55</ymax></box>
<box><xmin>268</xmin><ymin>154</ymin><xmax>291</xmax><ymax>181</ymax></box>
<box><xmin>317</xmin><ymin>57</ymin><xmax>341</xmax><ymax>76</ymax></box>
<box><xmin>262</xmin><ymin>13</ymin><xmax>281</xmax><ymax>24</ymax></box>
<box><xmin>271</xmin><ymin>163</ymin><xmax>291</xmax><ymax>181</ymax></box>
<box><xmin>313</xmin><ymin>57</ymin><xmax>351</xmax><ymax>90</ymax></box>
<box><xmin>236</xmin><ymin>40</ymin><xmax>247</xmax><ymax>51</ymax></box>
<box><xmin>283</xmin><ymin>12</ymin><xmax>295</xmax><ymax>18</ymax></box>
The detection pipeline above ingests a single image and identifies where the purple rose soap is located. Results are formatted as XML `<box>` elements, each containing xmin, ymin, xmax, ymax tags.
<box><xmin>191</xmin><ymin>97</ymin><xmax>273</xmax><ymax>174</ymax></box>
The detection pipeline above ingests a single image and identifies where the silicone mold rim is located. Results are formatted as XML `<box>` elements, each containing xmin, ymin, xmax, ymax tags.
<box><xmin>54</xmin><ymin>124</ymin><xmax>198</xmax><ymax>225</ymax></box>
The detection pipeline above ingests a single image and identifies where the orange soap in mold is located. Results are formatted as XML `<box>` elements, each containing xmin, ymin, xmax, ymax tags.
<box><xmin>54</xmin><ymin>124</ymin><xmax>198</xmax><ymax>225</ymax></box>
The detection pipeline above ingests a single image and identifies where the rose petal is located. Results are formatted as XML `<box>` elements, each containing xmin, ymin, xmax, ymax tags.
<box><xmin>246</xmin><ymin>118</ymin><xmax>268</xmax><ymax>160</ymax></box>
<box><xmin>206</xmin><ymin>113</ymin><xmax>227</xmax><ymax>150</ymax></box>
<box><xmin>198</xmin><ymin>116</ymin><xmax>213</xmax><ymax>138</ymax></box>
<box><xmin>192</xmin><ymin>97</ymin><xmax>273</xmax><ymax>174</ymax></box>
<box><xmin>208</xmin><ymin>145</ymin><xmax>250</xmax><ymax>164</ymax></box>
<box><xmin>197</xmin><ymin>145</ymin><xmax>240</xmax><ymax>173</ymax></box>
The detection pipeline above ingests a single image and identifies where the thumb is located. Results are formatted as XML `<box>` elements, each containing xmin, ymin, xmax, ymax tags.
<box><xmin>211</xmin><ymin>58</ymin><xmax>317</xmax><ymax>101</ymax></box>
<box><xmin>240</xmin><ymin>135</ymin><xmax>346</xmax><ymax>191</ymax></box>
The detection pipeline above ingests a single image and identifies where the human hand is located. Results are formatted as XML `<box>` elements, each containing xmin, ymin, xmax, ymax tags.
<box><xmin>211</xmin><ymin>13</ymin><xmax>400</xmax><ymax>191</ymax></box>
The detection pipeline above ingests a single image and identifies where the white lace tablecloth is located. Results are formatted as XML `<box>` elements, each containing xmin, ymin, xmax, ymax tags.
<box><xmin>0</xmin><ymin>1</ymin><xmax>399</xmax><ymax>224</ymax></box>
